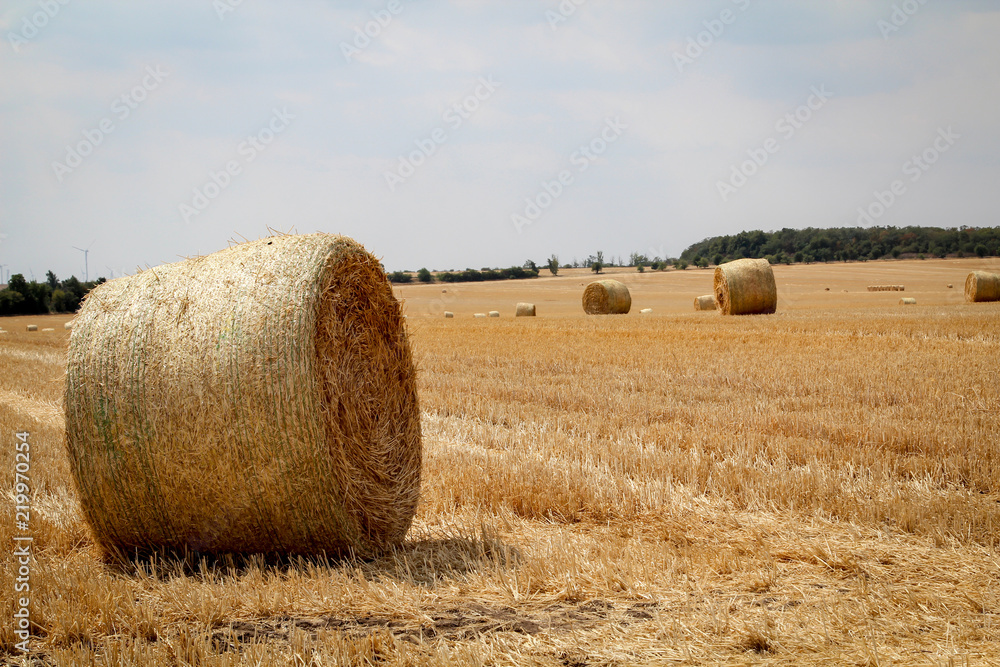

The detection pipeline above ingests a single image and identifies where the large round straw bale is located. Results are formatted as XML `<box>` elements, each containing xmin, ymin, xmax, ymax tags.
<box><xmin>515</xmin><ymin>302</ymin><xmax>536</xmax><ymax>317</ymax></box>
<box><xmin>64</xmin><ymin>234</ymin><xmax>420</xmax><ymax>558</ymax></box>
<box><xmin>965</xmin><ymin>271</ymin><xmax>1000</xmax><ymax>303</ymax></box>
<box><xmin>694</xmin><ymin>295</ymin><xmax>716</xmax><ymax>311</ymax></box>
<box><xmin>26</xmin><ymin>324</ymin><xmax>38</xmax><ymax>332</ymax></box>
<box><xmin>582</xmin><ymin>280</ymin><xmax>631</xmax><ymax>314</ymax></box>
<box><xmin>899</xmin><ymin>297</ymin><xmax>916</xmax><ymax>305</ymax></box>
<box><xmin>713</xmin><ymin>258</ymin><xmax>777</xmax><ymax>315</ymax></box>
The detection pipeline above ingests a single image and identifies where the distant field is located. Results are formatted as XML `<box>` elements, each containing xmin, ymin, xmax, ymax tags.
<box><xmin>396</xmin><ymin>257</ymin><xmax>1000</xmax><ymax>317</ymax></box>
<box><xmin>1</xmin><ymin>258</ymin><xmax>998</xmax><ymax>665</ymax></box>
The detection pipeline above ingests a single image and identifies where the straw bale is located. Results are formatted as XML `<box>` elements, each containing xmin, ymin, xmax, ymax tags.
<box><xmin>515</xmin><ymin>303</ymin><xmax>536</xmax><ymax>317</ymax></box>
<box><xmin>899</xmin><ymin>297</ymin><xmax>916</xmax><ymax>305</ymax></box>
<box><xmin>488</xmin><ymin>311</ymin><xmax>500</xmax><ymax>318</ymax></box>
<box><xmin>444</xmin><ymin>311</ymin><xmax>454</xmax><ymax>318</ymax></box>
<box><xmin>965</xmin><ymin>271</ymin><xmax>1000</xmax><ymax>303</ymax></box>
<box><xmin>26</xmin><ymin>324</ymin><xmax>37</xmax><ymax>332</ymax></box>
<box><xmin>582</xmin><ymin>280</ymin><xmax>631</xmax><ymax>315</ymax></box>
<box><xmin>693</xmin><ymin>295</ymin><xmax>716</xmax><ymax>311</ymax></box>
<box><xmin>64</xmin><ymin>234</ymin><xmax>420</xmax><ymax>558</ymax></box>
<box><xmin>713</xmin><ymin>259</ymin><xmax>777</xmax><ymax>315</ymax></box>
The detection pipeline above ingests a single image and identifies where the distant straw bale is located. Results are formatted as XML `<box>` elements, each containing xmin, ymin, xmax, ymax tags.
<box><xmin>474</xmin><ymin>313</ymin><xmax>486</xmax><ymax>318</ymax></box>
<box><xmin>640</xmin><ymin>308</ymin><xmax>653</xmax><ymax>314</ymax></box>
<box><xmin>582</xmin><ymin>280</ymin><xmax>631</xmax><ymax>315</ymax></box>
<box><xmin>899</xmin><ymin>298</ymin><xmax>917</xmax><ymax>305</ymax></box>
<box><xmin>964</xmin><ymin>271</ymin><xmax>1000</xmax><ymax>303</ymax></box>
<box><xmin>713</xmin><ymin>259</ymin><xmax>777</xmax><ymax>315</ymax></box>
<box><xmin>867</xmin><ymin>285</ymin><xmax>905</xmax><ymax>292</ymax></box>
<box><xmin>26</xmin><ymin>325</ymin><xmax>38</xmax><ymax>332</ymax></box>
<box><xmin>693</xmin><ymin>295</ymin><xmax>716</xmax><ymax>311</ymax></box>
<box><xmin>444</xmin><ymin>311</ymin><xmax>454</xmax><ymax>318</ymax></box>
<box><xmin>64</xmin><ymin>234</ymin><xmax>420</xmax><ymax>558</ymax></box>
<box><xmin>489</xmin><ymin>311</ymin><xmax>500</xmax><ymax>318</ymax></box>
<box><xmin>515</xmin><ymin>303</ymin><xmax>536</xmax><ymax>317</ymax></box>
<box><xmin>64</xmin><ymin>321</ymin><xmax>74</xmax><ymax>330</ymax></box>
<box><xmin>41</xmin><ymin>328</ymin><xmax>55</xmax><ymax>332</ymax></box>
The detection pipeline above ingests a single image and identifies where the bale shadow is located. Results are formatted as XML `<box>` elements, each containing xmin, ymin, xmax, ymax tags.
<box><xmin>102</xmin><ymin>525</ymin><xmax>520</xmax><ymax>588</ymax></box>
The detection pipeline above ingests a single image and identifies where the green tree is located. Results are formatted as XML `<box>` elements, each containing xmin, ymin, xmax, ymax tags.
<box><xmin>46</xmin><ymin>270</ymin><xmax>59</xmax><ymax>289</ymax></box>
<box><xmin>416</xmin><ymin>268</ymin><xmax>432</xmax><ymax>283</ymax></box>
<box><xmin>591</xmin><ymin>261</ymin><xmax>603</xmax><ymax>274</ymax></box>
<box><xmin>547</xmin><ymin>255</ymin><xmax>559</xmax><ymax>276</ymax></box>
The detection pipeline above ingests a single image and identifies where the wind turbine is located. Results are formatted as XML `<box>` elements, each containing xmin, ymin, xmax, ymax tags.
<box><xmin>72</xmin><ymin>240</ymin><xmax>96</xmax><ymax>282</ymax></box>
<box><xmin>105</xmin><ymin>265</ymin><xmax>116</xmax><ymax>279</ymax></box>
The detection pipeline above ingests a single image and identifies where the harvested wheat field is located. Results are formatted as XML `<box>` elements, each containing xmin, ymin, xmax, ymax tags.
<box><xmin>1</xmin><ymin>258</ymin><xmax>999</xmax><ymax>665</ymax></box>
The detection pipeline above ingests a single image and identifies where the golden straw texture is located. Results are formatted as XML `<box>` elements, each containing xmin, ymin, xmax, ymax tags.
<box><xmin>64</xmin><ymin>234</ymin><xmax>421</xmax><ymax>558</ymax></box>
<box><xmin>694</xmin><ymin>295</ymin><xmax>717</xmax><ymax>311</ymax></box>
<box><xmin>582</xmin><ymin>280</ymin><xmax>631</xmax><ymax>315</ymax></box>
<box><xmin>713</xmin><ymin>258</ymin><xmax>777</xmax><ymax>315</ymax></box>
<box><xmin>965</xmin><ymin>271</ymin><xmax>1000</xmax><ymax>303</ymax></box>
<box><xmin>515</xmin><ymin>303</ymin><xmax>536</xmax><ymax>317</ymax></box>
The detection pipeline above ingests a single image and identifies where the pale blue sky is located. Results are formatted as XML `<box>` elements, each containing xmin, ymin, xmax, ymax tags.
<box><xmin>1</xmin><ymin>1</ymin><xmax>997</xmax><ymax>279</ymax></box>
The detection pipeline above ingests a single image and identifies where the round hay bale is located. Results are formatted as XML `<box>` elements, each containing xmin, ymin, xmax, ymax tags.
<box><xmin>713</xmin><ymin>258</ymin><xmax>777</xmax><ymax>315</ymax></box>
<box><xmin>41</xmin><ymin>328</ymin><xmax>55</xmax><ymax>332</ymax></box>
<box><xmin>64</xmin><ymin>321</ymin><xmax>75</xmax><ymax>330</ymax></box>
<box><xmin>693</xmin><ymin>295</ymin><xmax>716</xmax><ymax>311</ymax></box>
<box><xmin>443</xmin><ymin>311</ymin><xmax>454</xmax><ymax>318</ymax></box>
<box><xmin>64</xmin><ymin>234</ymin><xmax>420</xmax><ymax>558</ymax></box>
<box><xmin>26</xmin><ymin>324</ymin><xmax>38</xmax><ymax>332</ymax></box>
<box><xmin>640</xmin><ymin>308</ymin><xmax>653</xmax><ymax>314</ymax></box>
<box><xmin>582</xmin><ymin>280</ymin><xmax>631</xmax><ymax>315</ymax></box>
<box><xmin>965</xmin><ymin>271</ymin><xmax>1000</xmax><ymax>303</ymax></box>
<box><xmin>515</xmin><ymin>302</ymin><xmax>536</xmax><ymax>317</ymax></box>
<box><xmin>474</xmin><ymin>313</ymin><xmax>486</xmax><ymax>318</ymax></box>
<box><xmin>947</xmin><ymin>284</ymin><xmax>953</xmax><ymax>289</ymax></box>
<box><xmin>899</xmin><ymin>297</ymin><xmax>916</xmax><ymax>305</ymax></box>
<box><xmin>488</xmin><ymin>311</ymin><xmax>500</xmax><ymax>318</ymax></box>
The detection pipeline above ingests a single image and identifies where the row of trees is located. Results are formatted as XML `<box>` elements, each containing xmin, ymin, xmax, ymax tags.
<box><xmin>680</xmin><ymin>226</ymin><xmax>1000</xmax><ymax>266</ymax></box>
<box><xmin>0</xmin><ymin>271</ymin><xmax>104</xmax><ymax>317</ymax></box>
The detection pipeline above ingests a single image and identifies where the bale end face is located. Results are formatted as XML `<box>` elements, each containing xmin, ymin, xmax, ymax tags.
<box><xmin>694</xmin><ymin>295</ymin><xmax>716</xmax><ymax>311</ymax></box>
<box><xmin>582</xmin><ymin>280</ymin><xmax>631</xmax><ymax>314</ymax></box>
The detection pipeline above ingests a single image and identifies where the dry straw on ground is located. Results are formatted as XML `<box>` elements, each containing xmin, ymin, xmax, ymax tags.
<box><xmin>582</xmin><ymin>279</ymin><xmax>631</xmax><ymax>314</ymax></box>
<box><xmin>64</xmin><ymin>233</ymin><xmax>421</xmax><ymax>559</ymax></box>
<box><xmin>713</xmin><ymin>258</ymin><xmax>777</xmax><ymax>315</ymax></box>
<box><xmin>515</xmin><ymin>302</ymin><xmax>536</xmax><ymax>317</ymax></box>
<box><xmin>965</xmin><ymin>270</ymin><xmax>1000</xmax><ymax>302</ymax></box>
<box><xmin>694</xmin><ymin>295</ymin><xmax>717</xmax><ymax>311</ymax></box>
<box><xmin>900</xmin><ymin>297</ymin><xmax>917</xmax><ymax>305</ymax></box>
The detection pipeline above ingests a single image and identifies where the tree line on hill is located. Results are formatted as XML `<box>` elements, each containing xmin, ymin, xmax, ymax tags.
<box><xmin>679</xmin><ymin>226</ymin><xmax>1000</xmax><ymax>266</ymax></box>
<box><xmin>0</xmin><ymin>271</ymin><xmax>105</xmax><ymax>317</ymax></box>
